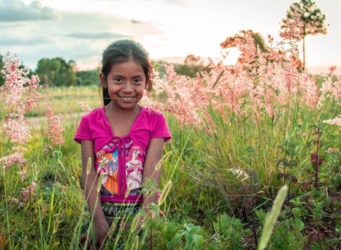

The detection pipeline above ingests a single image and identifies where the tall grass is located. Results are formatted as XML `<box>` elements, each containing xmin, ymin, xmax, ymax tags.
<box><xmin>1</xmin><ymin>85</ymin><xmax>341</xmax><ymax>249</ymax></box>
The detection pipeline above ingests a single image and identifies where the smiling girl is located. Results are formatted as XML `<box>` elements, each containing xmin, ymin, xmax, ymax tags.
<box><xmin>74</xmin><ymin>40</ymin><xmax>171</xmax><ymax>248</ymax></box>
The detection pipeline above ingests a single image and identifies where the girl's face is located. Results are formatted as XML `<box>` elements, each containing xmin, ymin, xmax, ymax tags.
<box><xmin>101</xmin><ymin>59</ymin><xmax>147</xmax><ymax>110</ymax></box>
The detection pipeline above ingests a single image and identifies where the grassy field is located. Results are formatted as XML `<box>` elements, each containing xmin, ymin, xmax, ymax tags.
<box><xmin>23</xmin><ymin>85</ymin><xmax>100</xmax><ymax>117</ymax></box>
<box><xmin>1</xmin><ymin>82</ymin><xmax>341</xmax><ymax>249</ymax></box>
<box><xmin>2</xmin><ymin>30</ymin><xmax>341</xmax><ymax>249</ymax></box>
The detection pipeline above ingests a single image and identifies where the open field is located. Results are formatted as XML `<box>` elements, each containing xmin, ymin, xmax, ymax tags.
<box><xmin>2</xmin><ymin>78</ymin><xmax>341</xmax><ymax>248</ymax></box>
<box><xmin>1</xmin><ymin>40</ymin><xmax>341</xmax><ymax>249</ymax></box>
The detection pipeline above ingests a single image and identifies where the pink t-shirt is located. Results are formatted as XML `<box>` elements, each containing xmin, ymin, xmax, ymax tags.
<box><xmin>74</xmin><ymin>106</ymin><xmax>171</xmax><ymax>203</ymax></box>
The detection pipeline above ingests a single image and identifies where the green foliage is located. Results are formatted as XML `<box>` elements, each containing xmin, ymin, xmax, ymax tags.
<box><xmin>251</xmin><ymin>32</ymin><xmax>269</xmax><ymax>53</ymax></box>
<box><xmin>36</xmin><ymin>57</ymin><xmax>77</xmax><ymax>87</ymax></box>
<box><xmin>268</xmin><ymin>218</ymin><xmax>306</xmax><ymax>249</ymax></box>
<box><xmin>0</xmin><ymin>54</ymin><xmax>4</xmax><ymax>86</ymax></box>
<box><xmin>76</xmin><ymin>69</ymin><xmax>99</xmax><ymax>86</ymax></box>
<box><xmin>281</xmin><ymin>0</ymin><xmax>327</xmax><ymax>39</ymax></box>
<box><xmin>173</xmin><ymin>63</ymin><xmax>209</xmax><ymax>78</ymax></box>
<box><xmin>152</xmin><ymin>56</ymin><xmax>210</xmax><ymax>79</ymax></box>
<box><xmin>212</xmin><ymin>214</ymin><xmax>247</xmax><ymax>249</ymax></box>
<box><xmin>174</xmin><ymin>223</ymin><xmax>204</xmax><ymax>249</ymax></box>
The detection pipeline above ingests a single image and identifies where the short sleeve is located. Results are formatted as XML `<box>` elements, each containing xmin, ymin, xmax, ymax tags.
<box><xmin>151</xmin><ymin>113</ymin><xmax>171</xmax><ymax>142</ymax></box>
<box><xmin>74</xmin><ymin>115</ymin><xmax>92</xmax><ymax>144</ymax></box>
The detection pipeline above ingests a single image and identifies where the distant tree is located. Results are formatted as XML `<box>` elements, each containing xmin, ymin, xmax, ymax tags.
<box><xmin>152</xmin><ymin>56</ymin><xmax>210</xmax><ymax>79</ymax></box>
<box><xmin>0</xmin><ymin>54</ymin><xmax>4</xmax><ymax>86</ymax></box>
<box><xmin>36</xmin><ymin>57</ymin><xmax>76</xmax><ymax>87</ymax></box>
<box><xmin>221</xmin><ymin>30</ymin><xmax>268</xmax><ymax>53</ymax></box>
<box><xmin>174</xmin><ymin>55</ymin><xmax>210</xmax><ymax>78</ymax></box>
<box><xmin>76</xmin><ymin>69</ymin><xmax>99</xmax><ymax>86</ymax></box>
<box><xmin>280</xmin><ymin>0</ymin><xmax>327</xmax><ymax>68</ymax></box>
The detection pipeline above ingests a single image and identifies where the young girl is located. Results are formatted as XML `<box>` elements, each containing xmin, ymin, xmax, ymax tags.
<box><xmin>74</xmin><ymin>39</ymin><xmax>171</xmax><ymax>248</ymax></box>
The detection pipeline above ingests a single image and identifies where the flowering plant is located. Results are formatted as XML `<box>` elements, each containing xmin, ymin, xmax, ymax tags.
<box><xmin>0</xmin><ymin>53</ymin><xmax>41</xmax><ymax>202</ymax></box>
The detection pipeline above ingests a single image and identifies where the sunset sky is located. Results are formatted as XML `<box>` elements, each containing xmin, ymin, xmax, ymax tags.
<box><xmin>0</xmin><ymin>0</ymin><xmax>340</xmax><ymax>73</ymax></box>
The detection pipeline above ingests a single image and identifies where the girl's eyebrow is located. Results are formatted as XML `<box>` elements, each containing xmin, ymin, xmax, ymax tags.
<box><xmin>133</xmin><ymin>74</ymin><xmax>145</xmax><ymax>78</ymax></box>
<box><xmin>112</xmin><ymin>74</ymin><xmax>145</xmax><ymax>78</ymax></box>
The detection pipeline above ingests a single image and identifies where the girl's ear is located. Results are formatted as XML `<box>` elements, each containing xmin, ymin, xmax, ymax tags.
<box><xmin>100</xmin><ymin>73</ymin><xmax>107</xmax><ymax>88</ymax></box>
<box><xmin>145</xmin><ymin>79</ymin><xmax>152</xmax><ymax>92</ymax></box>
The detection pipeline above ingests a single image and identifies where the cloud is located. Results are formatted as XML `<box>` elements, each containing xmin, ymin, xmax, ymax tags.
<box><xmin>59</xmin><ymin>12</ymin><xmax>162</xmax><ymax>38</ymax></box>
<box><xmin>0</xmin><ymin>36</ymin><xmax>51</xmax><ymax>46</ymax></box>
<box><xmin>0</xmin><ymin>6</ymin><xmax>164</xmax><ymax>70</ymax></box>
<box><xmin>1</xmin><ymin>40</ymin><xmax>102</xmax><ymax>70</ymax></box>
<box><xmin>67</xmin><ymin>32</ymin><xmax>130</xmax><ymax>40</ymax></box>
<box><xmin>164</xmin><ymin>0</ymin><xmax>187</xmax><ymax>7</ymax></box>
<box><xmin>0</xmin><ymin>0</ymin><xmax>59</xmax><ymax>22</ymax></box>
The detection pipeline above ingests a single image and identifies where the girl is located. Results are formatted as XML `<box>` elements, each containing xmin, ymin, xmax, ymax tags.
<box><xmin>74</xmin><ymin>39</ymin><xmax>171</xmax><ymax>248</ymax></box>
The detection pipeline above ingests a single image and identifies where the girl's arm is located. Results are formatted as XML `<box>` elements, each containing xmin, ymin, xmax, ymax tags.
<box><xmin>142</xmin><ymin>137</ymin><xmax>165</xmax><ymax>213</ymax></box>
<box><xmin>81</xmin><ymin>140</ymin><xmax>109</xmax><ymax>244</ymax></box>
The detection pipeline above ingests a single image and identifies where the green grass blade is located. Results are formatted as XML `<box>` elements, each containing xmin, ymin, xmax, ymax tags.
<box><xmin>258</xmin><ymin>185</ymin><xmax>288</xmax><ymax>250</ymax></box>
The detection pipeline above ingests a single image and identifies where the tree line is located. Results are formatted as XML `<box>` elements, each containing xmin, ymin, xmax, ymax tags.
<box><xmin>0</xmin><ymin>55</ymin><xmax>101</xmax><ymax>87</ymax></box>
<box><xmin>0</xmin><ymin>54</ymin><xmax>208</xmax><ymax>87</ymax></box>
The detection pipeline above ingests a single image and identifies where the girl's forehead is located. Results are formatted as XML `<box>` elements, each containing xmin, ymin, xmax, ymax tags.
<box><xmin>109</xmin><ymin>59</ymin><xmax>145</xmax><ymax>75</ymax></box>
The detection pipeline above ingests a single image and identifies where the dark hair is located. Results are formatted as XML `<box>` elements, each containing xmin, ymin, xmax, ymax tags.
<box><xmin>101</xmin><ymin>39</ymin><xmax>153</xmax><ymax>105</ymax></box>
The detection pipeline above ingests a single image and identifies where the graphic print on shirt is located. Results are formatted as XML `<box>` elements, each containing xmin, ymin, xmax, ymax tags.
<box><xmin>96</xmin><ymin>143</ymin><xmax>119</xmax><ymax>196</ymax></box>
<box><xmin>126</xmin><ymin>145</ymin><xmax>144</xmax><ymax>195</ymax></box>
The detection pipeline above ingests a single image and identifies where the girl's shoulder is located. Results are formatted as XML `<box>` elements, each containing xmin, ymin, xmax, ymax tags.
<box><xmin>141</xmin><ymin>106</ymin><xmax>168</xmax><ymax>128</ymax></box>
<box><xmin>142</xmin><ymin>106</ymin><xmax>165</xmax><ymax>118</ymax></box>
<box><xmin>141</xmin><ymin>106</ymin><xmax>171</xmax><ymax>140</ymax></box>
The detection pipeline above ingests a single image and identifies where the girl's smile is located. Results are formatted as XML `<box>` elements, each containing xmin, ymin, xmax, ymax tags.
<box><xmin>101</xmin><ymin>59</ymin><xmax>147</xmax><ymax>110</ymax></box>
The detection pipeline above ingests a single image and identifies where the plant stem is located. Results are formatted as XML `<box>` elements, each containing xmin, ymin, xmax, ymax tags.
<box><xmin>315</xmin><ymin>127</ymin><xmax>320</xmax><ymax>190</ymax></box>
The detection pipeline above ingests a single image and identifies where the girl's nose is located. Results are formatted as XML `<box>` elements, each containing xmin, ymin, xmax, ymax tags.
<box><xmin>122</xmin><ymin>82</ymin><xmax>134</xmax><ymax>92</ymax></box>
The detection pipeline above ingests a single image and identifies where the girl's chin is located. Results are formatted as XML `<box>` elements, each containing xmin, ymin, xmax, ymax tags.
<box><xmin>113</xmin><ymin>100</ymin><xmax>140</xmax><ymax>110</ymax></box>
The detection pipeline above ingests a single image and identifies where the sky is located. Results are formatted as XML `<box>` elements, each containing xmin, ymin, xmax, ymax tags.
<box><xmin>0</xmin><ymin>0</ymin><xmax>340</xmax><ymax>73</ymax></box>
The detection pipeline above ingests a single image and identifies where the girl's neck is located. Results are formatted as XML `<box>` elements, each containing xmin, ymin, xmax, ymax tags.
<box><xmin>104</xmin><ymin>102</ymin><xmax>142</xmax><ymax>137</ymax></box>
<box><xmin>106</xmin><ymin>102</ymin><xmax>141</xmax><ymax>117</ymax></box>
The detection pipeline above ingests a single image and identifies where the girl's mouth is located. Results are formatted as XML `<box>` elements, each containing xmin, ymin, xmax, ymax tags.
<box><xmin>117</xmin><ymin>96</ymin><xmax>137</xmax><ymax>101</ymax></box>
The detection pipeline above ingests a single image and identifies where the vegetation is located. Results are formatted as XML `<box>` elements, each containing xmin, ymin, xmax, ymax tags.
<box><xmin>1</xmin><ymin>36</ymin><xmax>341</xmax><ymax>249</ymax></box>
<box><xmin>0</xmin><ymin>2</ymin><xmax>340</xmax><ymax>248</ymax></box>
<box><xmin>0</xmin><ymin>54</ymin><xmax>4</xmax><ymax>85</ymax></box>
<box><xmin>280</xmin><ymin>0</ymin><xmax>327</xmax><ymax>68</ymax></box>
<box><xmin>76</xmin><ymin>69</ymin><xmax>100</xmax><ymax>86</ymax></box>
<box><xmin>36</xmin><ymin>57</ymin><xmax>77</xmax><ymax>87</ymax></box>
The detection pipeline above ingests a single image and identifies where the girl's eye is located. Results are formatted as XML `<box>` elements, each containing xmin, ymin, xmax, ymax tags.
<box><xmin>134</xmin><ymin>78</ymin><xmax>142</xmax><ymax>84</ymax></box>
<box><xmin>114</xmin><ymin>78</ymin><xmax>122</xmax><ymax>83</ymax></box>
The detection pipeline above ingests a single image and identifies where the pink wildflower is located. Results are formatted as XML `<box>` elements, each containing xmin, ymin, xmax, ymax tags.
<box><xmin>0</xmin><ymin>52</ymin><xmax>41</xmax><ymax>144</ymax></box>
<box><xmin>19</xmin><ymin>170</ymin><xmax>27</xmax><ymax>182</ymax></box>
<box><xmin>327</xmin><ymin>147</ymin><xmax>338</xmax><ymax>153</ymax></box>
<box><xmin>323</xmin><ymin>116</ymin><xmax>341</xmax><ymax>127</ymax></box>
<box><xmin>329</xmin><ymin>66</ymin><xmax>337</xmax><ymax>74</ymax></box>
<box><xmin>3</xmin><ymin>118</ymin><xmax>31</xmax><ymax>144</ymax></box>
<box><xmin>0</xmin><ymin>152</ymin><xmax>26</xmax><ymax>169</ymax></box>
<box><xmin>45</xmin><ymin>101</ymin><xmax>64</xmax><ymax>146</ymax></box>
<box><xmin>320</xmin><ymin>77</ymin><xmax>341</xmax><ymax>105</ymax></box>
<box><xmin>0</xmin><ymin>53</ymin><xmax>41</xmax><ymax>117</ymax></box>
<box><xmin>12</xmin><ymin>146</ymin><xmax>27</xmax><ymax>153</ymax></box>
<box><xmin>145</xmin><ymin>30</ymin><xmax>337</xmax><ymax>131</ymax></box>
<box><xmin>78</xmin><ymin>101</ymin><xmax>92</xmax><ymax>113</ymax></box>
<box><xmin>22</xmin><ymin>182</ymin><xmax>36</xmax><ymax>202</ymax></box>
